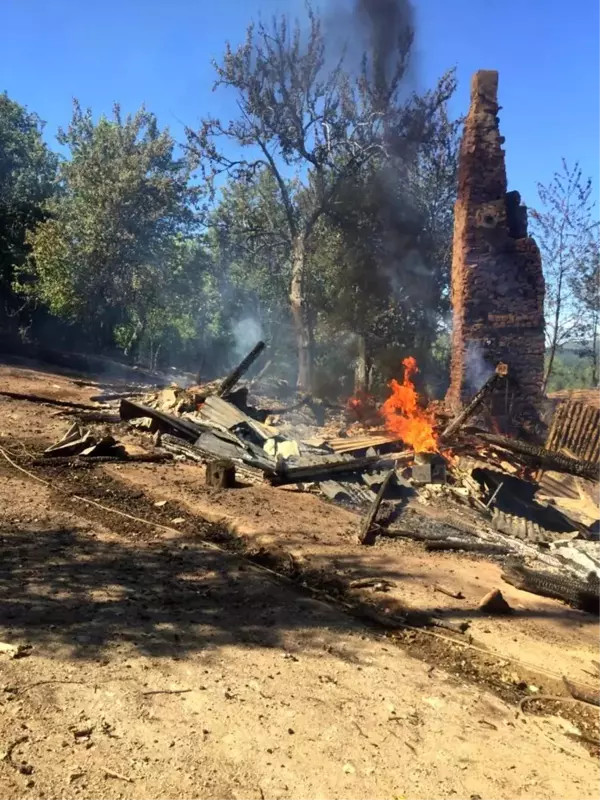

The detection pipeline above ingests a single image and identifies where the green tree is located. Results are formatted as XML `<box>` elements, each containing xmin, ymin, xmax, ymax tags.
<box><xmin>0</xmin><ymin>92</ymin><xmax>58</xmax><ymax>326</ymax></box>
<box><xmin>23</xmin><ymin>101</ymin><xmax>199</xmax><ymax>356</ymax></box>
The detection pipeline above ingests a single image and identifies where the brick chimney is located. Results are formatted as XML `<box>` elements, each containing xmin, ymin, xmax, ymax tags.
<box><xmin>446</xmin><ymin>70</ymin><xmax>545</xmax><ymax>432</ymax></box>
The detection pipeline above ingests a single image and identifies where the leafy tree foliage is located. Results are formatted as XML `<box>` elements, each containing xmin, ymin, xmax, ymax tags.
<box><xmin>0</xmin><ymin>93</ymin><xmax>58</xmax><ymax>325</ymax></box>
<box><xmin>22</xmin><ymin>102</ymin><xmax>200</xmax><ymax>357</ymax></box>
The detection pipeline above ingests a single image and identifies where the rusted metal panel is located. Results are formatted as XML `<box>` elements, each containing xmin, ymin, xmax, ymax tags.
<box><xmin>546</xmin><ymin>399</ymin><xmax>600</xmax><ymax>465</ymax></box>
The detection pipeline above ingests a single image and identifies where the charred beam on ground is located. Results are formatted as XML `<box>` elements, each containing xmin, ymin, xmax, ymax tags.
<box><xmin>53</xmin><ymin>410</ymin><xmax>123</xmax><ymax>423</ymax></box>
<box><xmin>32</xmin><ymin>452</ymin><xmax>173</xmax><ymax>467</ymax></box>
<box><xmin>424</xmin><ymin>539</ymin><xmax>512</xmax><ymax>556</ymax></box>
<box><xmin>358</xmin><ymin>469</ymin><xmax>395</xmax><ymax>545</ymax></box>
<box><xmin>218</xmin><ymin>341</ymin><xmax>266</xmax><ymax>398</ymax></box>
<box><xmin>0</xmin><ymin>390</ymin><xmax>107</xmax><ymax>411</ymax></box>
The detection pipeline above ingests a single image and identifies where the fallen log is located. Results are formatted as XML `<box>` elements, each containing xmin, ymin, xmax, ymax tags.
<box><xmin>440</xmin><ymin>363</ymin><xmax>508</xmax><ymax>441</ymax></box>
<box><xmin>358</xmin><ymin>469</ymin><xmax>395</xmax><ymax>545</ymax></box>
<box><xmin>0</xmin><ymin>390</ymin><xmax>105</xmax><ymax>411</ymax></box>
<box><xmin>501</xmin><ymin>558</ymin><xmax>600</xmax><ymax>614</ymax></box>
<box><xmin>119</xmin><ymin>398</ymin><xmax>205</xmax><ymax>442</ymax></box>
<box><xmin>218</xmin><ymin>341</ymin><xmax>266</xmax><ymax>397</ymax></box>
<box><xmin>477</xmin><ymin>432</ymin><xmax>599</xmax><ymax>481</ymax></box>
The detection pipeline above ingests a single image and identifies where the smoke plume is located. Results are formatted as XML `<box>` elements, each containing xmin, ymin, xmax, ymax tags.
<box><xmin>464</xmin><ymin>340</ymin><xmax>494</xmax><ymax>393</ymax></box>
<box><xmin>324</xmin><ymin>0</ymin><xmax>416</xmax><ymax>89</ymax></box>
<box><xmin>232</xmin><ymin>316</ymin><xmax>263</xmax><ymax>361</ymax></box>
<box><xmin>355</xmin><ymin>0</ymin><xmax>415</xmax><ymax>102</ymax></box>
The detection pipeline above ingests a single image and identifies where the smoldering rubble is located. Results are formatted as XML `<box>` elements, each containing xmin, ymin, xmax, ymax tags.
<box><xmin>23</xmin><ymin>336</ymin><xmax>599</xmax><ymax>624</ymax></box>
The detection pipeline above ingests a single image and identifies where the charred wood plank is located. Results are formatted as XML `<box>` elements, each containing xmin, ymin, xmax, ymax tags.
<box><xmin>477</xmin><ymin>432</ymin><xmax>598</xmax><ymax>480</ymax></box>
<box><xmin>218</xmin><ymin>341</ymin><xmax>266</xmax><ymax>397</ymax></box>
<box><xmin>358</xmin><ymin>469</ymin><xmax>394</xmax><ymax>545</ymax></box>
<box><xmin>0</xmin><ymin>391</ymin><xmax>105</xmax><ymax>411</ymax></box>
<box><xmin>159</xmin><ymin>434</ymin><xmax>268</xmax><ymax>485</ymax></box>
<box><xmin>119</xmin><ymin>398</ymin><xmax>205</xmax><ymax>441</ymax></box>
<box><xmin>501</xmin><ymin>558</ymin><xmax>600</xmax><ymax>614</ymax></box>
<box><xmin>440</xmin><ymin>363</ymin><xmax>507</xmax><ymax>440</ymax></box>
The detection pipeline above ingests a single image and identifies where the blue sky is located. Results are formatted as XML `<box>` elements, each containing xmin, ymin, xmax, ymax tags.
<box><xmin>1</xmin><ymin>0</ymin><xmax>598</xmax><ymax>210</ymax></box>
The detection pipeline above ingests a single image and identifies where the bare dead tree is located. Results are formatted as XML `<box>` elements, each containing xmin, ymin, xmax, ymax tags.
<box><xmin>531</xmin><ymin>161</ymin><xmax>600</xmax><ymax>392</ymax></box>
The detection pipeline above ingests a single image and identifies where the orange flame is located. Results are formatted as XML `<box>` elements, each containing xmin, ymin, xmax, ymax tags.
<box><xmin>381</xmin><ymin>357</ymin><xmax>438</xmax><ymax>452</ymax></box>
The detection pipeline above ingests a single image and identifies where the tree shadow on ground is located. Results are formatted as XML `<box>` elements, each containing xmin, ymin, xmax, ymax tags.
<box><xmin>0</xmin><ymin>520</ymin><xmax>595</xmax><ymax>667</ymax></box>
<box><xmin>0</xmin><ymin>524</ymin><xmax>356</xmax><ymax>661</ymax></box>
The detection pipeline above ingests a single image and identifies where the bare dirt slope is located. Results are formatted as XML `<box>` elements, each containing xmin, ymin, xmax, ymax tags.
<box><xmin>0</xmin><ymin>362</ymin><xmax>598</xmax><ymax>800</ymax></box>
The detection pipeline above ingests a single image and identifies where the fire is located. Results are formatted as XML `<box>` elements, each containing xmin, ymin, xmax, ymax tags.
<box><xmin>381</xmin><ymin>357</ymin><xmax>438</xmax><ymax>452</ymax></box>
<box><xmin>346</xmin><ymin>391</ymin><xmax>380</xmax><ymax>428</ymax></box>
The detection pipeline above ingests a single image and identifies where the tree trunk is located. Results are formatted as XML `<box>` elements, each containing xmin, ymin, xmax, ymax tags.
<box><xmin>592</xmin><ymin>312</ymin><xmax>599</xmax><ymax>387</ymax></box>
<box><xmin>354</xmin><ymin>334</ymin><xmax>371</xmax><ymax>394</ymax></box>
<box><xmin>542</xmin><ymin>243</ymin><xmax>568</xmax><ymax>394</ymax></box>
<box><xmin>542</xmin><ymin>273</ymin><xmax>564</xmax><ymax>394</ymax></box>
<box><xmin>124</xmin><ymin>319</ymin><xmax>145</xmax><ymax>364</ymax></box>
<box><xmin>289</xmin><ymin>233</ymin><xmax>313</xmax><ymax>392</ymax></box>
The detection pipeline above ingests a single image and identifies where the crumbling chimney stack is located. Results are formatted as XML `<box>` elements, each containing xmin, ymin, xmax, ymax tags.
<box><xmin>446</xmin><ymin>70</ymin><xmax>545</xmax><ymax>431</ymax></box>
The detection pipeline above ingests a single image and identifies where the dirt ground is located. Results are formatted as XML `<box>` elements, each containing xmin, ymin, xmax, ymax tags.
<box><xmin>0</xmin><ymin>360</ymin><xmax>599</xmax><ymax>800</ymax></box>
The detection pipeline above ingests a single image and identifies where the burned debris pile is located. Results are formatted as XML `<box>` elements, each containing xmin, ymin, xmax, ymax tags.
<box><xmin>4</xmin><ymin>317</ymin><xmax>585</xmax><ymax>627</ymax></box>
<box><xmin>35</xmin><ymin>338</ymin><xmax>598</xmax><ymax>615</ymax></box>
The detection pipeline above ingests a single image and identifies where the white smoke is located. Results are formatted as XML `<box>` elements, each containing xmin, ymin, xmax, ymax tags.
<box><xmin>232</xmin><ymin>316</ymin><xmax>263</xmax><ymax>360</ymax></box>
<box><xmin>464</xmin><ymin>340</ymin><xmax>494</xmax><ymax>392</ymax></box>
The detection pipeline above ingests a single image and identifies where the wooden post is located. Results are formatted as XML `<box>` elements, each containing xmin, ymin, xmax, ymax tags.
<box><xmin>206</xmin><ymin>459</ymin><xmax>236</xmax><ymax>488</ymax></box>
